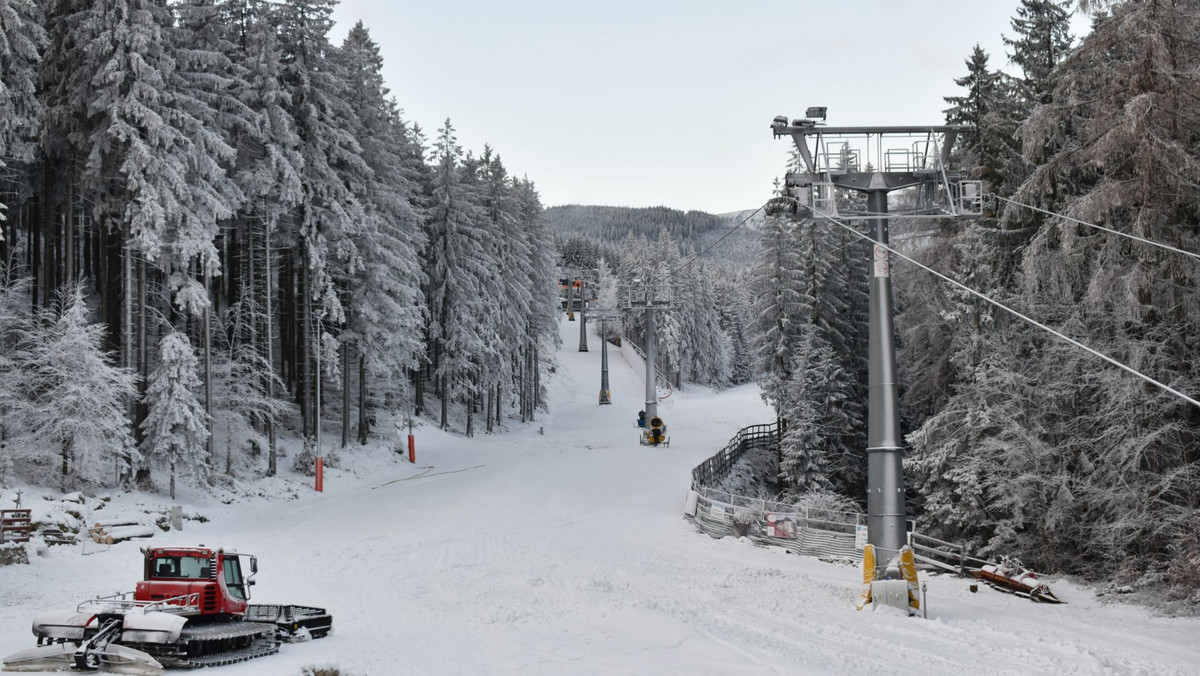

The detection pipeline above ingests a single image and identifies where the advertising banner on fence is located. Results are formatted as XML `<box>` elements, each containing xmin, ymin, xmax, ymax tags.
<box><xmin>709</xmin><ymin>502</ymin><xmax>727</xmax><ymax>521</ymax></box>
<box><xmin>765</xmin><ymin>513</ymin><xmax>798</xmax><ymax>539</ymax></box>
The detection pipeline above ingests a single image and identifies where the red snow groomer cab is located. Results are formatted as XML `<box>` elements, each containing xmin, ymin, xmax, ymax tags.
<box><xmin>3</xmin><ymin>546</ymin><xmax>331</xmax><ymax>674</ymax></box>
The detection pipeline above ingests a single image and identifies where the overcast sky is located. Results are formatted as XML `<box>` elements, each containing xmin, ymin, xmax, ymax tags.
<box><xmin>329</xmin><ymin>1</ymin><xmax>1091</xmax><ymax>215</ymax></box>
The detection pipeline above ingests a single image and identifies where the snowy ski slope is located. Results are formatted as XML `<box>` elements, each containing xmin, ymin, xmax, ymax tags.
<box><xmin>1</xmin><ymin>317</ymin><xmax>1198</xmax><ymax>675</ymax></box>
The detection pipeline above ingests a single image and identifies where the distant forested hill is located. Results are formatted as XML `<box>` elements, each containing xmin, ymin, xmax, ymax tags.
<box><xmin>545</xmin><ymin>204</ymin><xmax>760</xmax><ymax>263</ymax></box>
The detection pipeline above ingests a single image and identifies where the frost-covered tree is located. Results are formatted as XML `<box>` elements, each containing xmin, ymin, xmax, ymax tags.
<box><xmin>211</xmin><ymin>295</ymin><xmax>288</xmax><ymax>476</ymax></box>
<box><xmin>338</xmin><ymin>21</ymin><xmax>426</xmax><ymax>443</ymax></box>
<box><xmin>0</xmin><ymin>270</ymin><xmax>31</xmax><ymax>446</ymax></box>
<box><xmin>22</xmin><ymin>285</ymin><xmax>136</xmax><ymax>489</ymax></box>
<box><xmin>676</xmin><ymin>260</ymin><xmax>731</xmax><ymax>387</ymax></box>
<box><xmin>477</xmin><ymin>149</ymin><xmax>530</xmax><ymax>432</ymax></box>
<box><xmin>1003</xmin><ymin>0</ymin><xmax>1073</xmax><ymax>106</ymax></box>
<box><xmin>943</xmin><ymin>44</ymin><xmax>996</xmax><ymax>146</ymax></box>
<box><xmin>423</xmin><ymin>119</ymin><xmax>490</xmax><ymax>430</ymax></box>
<box><xmin>0</xmin><ymin>0</ymin><xmax>42</xmax><ymax>172</ymax></box>
<box><xmin>141</xmin><ymin>332</ymin><xmax>210</xmax><ymax>498</ymax></box>
<box><xmin>276</xmin><ymin>0</ymin><xmax>369</xmax><ymax>440</ymax></box>
<box><xmin>224</xmin><ymin>0</ymin><xmax>303</xmax><ymax>475</ymax></box>
<box><xmin>752</xmin><ymin>210</ymin><xmax>804</xmax><ymax>413</ymax></box>
<box><xmin>514</xmin><ymin>176</ymin><xmax>559</xmax><ymax>422</ymax></box>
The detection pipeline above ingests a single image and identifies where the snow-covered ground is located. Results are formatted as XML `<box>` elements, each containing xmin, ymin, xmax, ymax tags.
<box><xmin>3</xmin><ymin>317</ymin><xmax>1199</xmax><ymax>675</ymax></box>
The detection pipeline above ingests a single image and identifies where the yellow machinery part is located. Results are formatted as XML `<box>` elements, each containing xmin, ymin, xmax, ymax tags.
<box><xmin>899</xmin><ymin>545</ymin><xmax>920</xmax><ymax>612</ymax></box>
<box><xmin>855</xmin><ymin>544</ymin><xmax>876</xmax><ymax>610</ymax></box>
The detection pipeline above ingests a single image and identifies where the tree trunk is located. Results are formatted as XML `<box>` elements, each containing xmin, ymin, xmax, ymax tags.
<box><xmin>301</xmin><ymin>247</ymin><xmax>312</xmax><ymax>437</ymax></box>
<box><xmin>60</xmin><ymin>436</ymin><xmax>71</xmax><ymax>492</ymax></box>
<box><xmin>466</xmin><ymin>392</ymin><xmax>474</xmax><ymax>438</ymax></box>
<box><xmin>41</xmin><ymin>163</ymin><xmax>54</xmax><ymax>308</ymax></box>
<box><xmin>123</xmin><ymin>233</ymin><xmax>135</xmax><ymax>484</ymax></box>
<box><xmin>203</xmin><ymin>268</ymin><xmax>214</xmax><ymax>469</ymax></box>
<box><xmin>439</xmin><ymin>375</ymin><xmax>448</xmax><ymax>430</ymax></box>
<box><xmin>358</xmin><ymin>355</ymin><xmax>368</xmax><ymax>445</ymax></box>
<box><xmin>64</xmin><ymin>160</ymin><xmax>75</xmax><ymax>286</ymax></box>
<box><xmin>134</xmin><ymin>254</ymin><xmax>149</xmax><ymax>486</ymax></box>
<box><xmin>264</xmin><ymin>214</ymin><xmax>278</xmax><ymax>476</ymax></box>
<box><xmin>485</xmin><ymin>382</ymin><xmax>493</xmax><ymax>433</ymax></box>
<box><xmin>30</xmin><ymin>192</ymin><xmax>39</xmax><ymax>312</ymax></box>
<box><xmin>341</xmin><ymin>340</ymin><xmax>350</xmax><ymax>448</ymax></box>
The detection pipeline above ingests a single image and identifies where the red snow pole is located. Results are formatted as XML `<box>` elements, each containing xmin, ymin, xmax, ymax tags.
<box><xmin>315</xmin><ymin>456</ymin><xmax>324</xmax><ymax>492</ymax></box>
<box><xmin>407</xmin><ymin>417</ymin><xmax>416</xmax><ymax>463</ymax></box>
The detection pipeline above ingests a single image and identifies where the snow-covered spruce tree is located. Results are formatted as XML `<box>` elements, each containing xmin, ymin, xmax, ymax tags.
<box><xmin>942</xmin><ymin>44</ymin><xmax>996</xmax><ymax>152</ymax></box>
<box><xmin>801</xmin><ymin>217</ymin><xmax>867</xmax><ymax>494</ymax></box>
<box><xmin>676</xmin><ymin>260</ymin><xmax>731</xmax><ymax>388</ymax></box>
<box><xmin>423</xmin><ymin>119</ymin><xmax>490</xmax><ymax>431</ymax></box>
<box><xmin>1003</xmin><ymin>0</ymin><xmax>1073</xmax><ymax>107</ymax></box>
<box><xmin>337</xmin><ymin>21</ymin><xmax>426</xmax><ymax>444</ymax></box>
<box><xmin>211</xmin><ymin>296</ymin><xmax>287</xmax><ymax>477</ymax></box>
<box><xmin>0</xmin><ymin>271</ymin><xmax>32</xmax><ymax>458</ymax></box>
<box><xmin>942</xmin><ymin>43</ymin><xmax>1014</xmax><ymax>193</ymax></box>
<box><xmin>0</xmin><ymin>0</ymin><xmax>43</xmax><ymax>206</ymax></box>
<box><xmin>141</xmin><ymin>332</ymin><xmax>210</xmax><ymax>499</ymax></box>
<box><xmin>779</xmin><ymin>335</ymin><xmax>833</xmax><ymax>492</ymax></box>
<box><xmin>712</xmin><ymin>268</ymin><xmax>755</xmax><ymax>385</ymax></box>
<box><xmin>275</xmin><ymin>0</ymin><xmax>369</xmax><ymax>439</ymax></box>
<box><xmin>478</xmin><ymin>149</ymin><xmax>530</xmax><ymax>432</ymax></box>
<box><xmin>224</xmin><ymin>0</ymin><xmax>304</xmax><ymax>476</ymax></box>
<box><xmin>751</xmin><ymin>209</ymin><xmax>804</xmax><ymax>415</ymax></box>
<box><xmin>23</xmin><ymin>284</ymin><xmax>136</xmax><ymax>489</ymax></box>
<box><xmin>513</xmin><ymin>176</ymin><xmax>559</xmax><ymax>421</ymax></box>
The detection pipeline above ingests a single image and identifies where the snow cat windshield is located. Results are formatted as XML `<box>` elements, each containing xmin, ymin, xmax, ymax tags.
<box><xmin>223</xmin><ymin>557</ymin><xmax>246</xmax><ymax>600</ymax></box>
<box><xmin>151</xmin><ymin>555</ymin><xmax>211</xmax><ymax>580</ymax></box>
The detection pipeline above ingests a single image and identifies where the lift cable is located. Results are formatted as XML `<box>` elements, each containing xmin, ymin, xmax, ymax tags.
<box><xmin>672</xmin><ymin>202</ymin><xmax>768</xmax><ymax>275</ymax></box>
<box><xmin>995</xmin><ymin>194</ymin><xmax>1200</xmax><ymax>263</ymax></box>
<box><xmin>793</xmin><ymin>200</ymin><xmax>1200</xmax><ymax>412</ymax></box>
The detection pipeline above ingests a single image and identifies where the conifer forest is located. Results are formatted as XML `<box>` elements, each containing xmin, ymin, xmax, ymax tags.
<box><xmin>1</xmin><ymin>0</ymin><xmax>1199</xmax><ymax>598</ymax></box>
<box><xmin>0</xmin><ymin>0</ymin><xmax>560</xmax><ymax>494</ymax></box>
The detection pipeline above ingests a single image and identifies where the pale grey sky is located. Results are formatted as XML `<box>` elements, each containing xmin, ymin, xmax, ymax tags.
<box><xmin>330</xmin><ymin>1</ymin><xmax>1090</xmax><ymax>214</ymax></box>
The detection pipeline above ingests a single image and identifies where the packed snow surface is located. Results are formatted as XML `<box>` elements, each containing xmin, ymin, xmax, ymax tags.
<box><xmin>2</xmin><ymin>317</ymin><xmax>1199</xmax><ymax>675</ymax></box>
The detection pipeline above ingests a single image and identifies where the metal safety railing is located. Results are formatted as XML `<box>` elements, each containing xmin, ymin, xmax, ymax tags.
<box><xmin>686</xmin><ymin>422</ymin><xmax>978</xmax><ymax>574</ymax></box>
<box><xmin>78</xmin><ymin>591</ymin><xmax>201</xmax><ymax>615</ymax></box>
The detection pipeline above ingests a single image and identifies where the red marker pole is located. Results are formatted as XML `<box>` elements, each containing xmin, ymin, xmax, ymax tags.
<box><xmin>315</xmin><ymin>456</ymin><xmax>324</xmax><ymax>492</ymax></box>
<box><xmin>407</xmin><ymin>417</ymin><xmax>415</xmax><ymax>463</ymax></box>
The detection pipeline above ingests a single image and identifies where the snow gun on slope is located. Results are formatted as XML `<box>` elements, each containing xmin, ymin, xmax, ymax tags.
<box><xmin>855</xmin><ymin>544</ymin><xmax>921</xmax><ymax>614</ymax></box>
<box><xmin>2</xmin><ymin>546</ymin><xmax>331</xmax><ymax>674</ymax></box>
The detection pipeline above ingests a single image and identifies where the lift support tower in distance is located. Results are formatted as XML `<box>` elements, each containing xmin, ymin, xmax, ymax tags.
<box><xmin>624</xmin><ymin>281</ymin><xmax>672</xmax><ymax>446</ymax></box>
<box><xmin>771</xmin><ymin>109</ymin><xmax>980</xmax><ymax>614</ymax></box>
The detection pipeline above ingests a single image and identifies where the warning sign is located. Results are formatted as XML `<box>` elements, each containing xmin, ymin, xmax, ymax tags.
<box><xmin>873</xmin><ymin>245</ymin><xmax>890</xmax><ymax>278</ymax></box>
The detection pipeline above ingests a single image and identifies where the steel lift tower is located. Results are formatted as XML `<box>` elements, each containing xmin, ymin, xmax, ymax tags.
<box><xmin>771</xmin><ymin>109</ymin><xmax>980</xmax><ymax>613</ymax></box>
<box><xmin>624</xmin><ymin>281</ymin><xmax>673</xmax><ymax>446</ymax></box>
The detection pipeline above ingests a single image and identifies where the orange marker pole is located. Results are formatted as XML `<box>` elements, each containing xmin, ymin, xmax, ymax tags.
<box><xmin>315</xmin><ymin>456</ymin><xmax>324</xmax><ymax>492</ymax></box>
<box><xmin>407</xmin><ymin>435</ymin><xmax>415</xmax><ymax>463</ymax></box>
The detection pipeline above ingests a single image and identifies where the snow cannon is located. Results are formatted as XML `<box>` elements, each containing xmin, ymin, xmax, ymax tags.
<box><xmin>855</xmin><ymin>544</ymin><xmax>921</xmax><ymax>615</ymax></box>
<box><xmin>640</xmin><ymin>417</ymin><xmax>669</xmax><ymax>447</ymax></box>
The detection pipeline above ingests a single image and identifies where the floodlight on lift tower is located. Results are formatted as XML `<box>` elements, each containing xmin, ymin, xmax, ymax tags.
<box><xmin>770</xmin><ymin>111</ymin><xmax>980</xmax><ymax>616</ymax></box>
